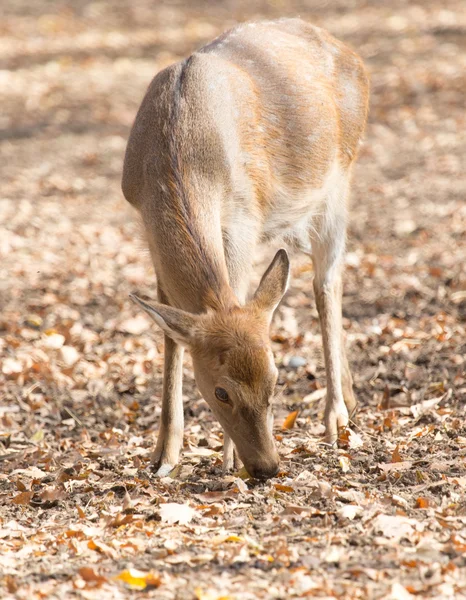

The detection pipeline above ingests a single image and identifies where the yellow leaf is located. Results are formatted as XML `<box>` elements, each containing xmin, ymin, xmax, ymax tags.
<box><xmin>235</xmin><ymin>466</ymin><xmax>252</xmax><ymax>480</ymax></box>
<box><xmin>224</xmin><ymin>534</ymin><xmax>244</xmax><ymax>543</ymax></box>
<box><xmin>339</xmin><ymin>456</ymin><xmax>351</xmax><ymax>473</ymax></box>
<box><xmin>30</xmin><ymin>429</ymin><xmax>44</xmax><ymax>443</ymax></box>
<box><xmin>282</xmin><ymin>410</ymin><xmax>299</xmax><ymax>430</ymax></box>
<box><xmin>212</xmin><ymin>534</ymin><xmax>245</xmax><ymax>545</ymax></box>
<box><xmin>115</xmin><ymin>569</ymin><xmax>160</xmax><ymax>590</ymax></box>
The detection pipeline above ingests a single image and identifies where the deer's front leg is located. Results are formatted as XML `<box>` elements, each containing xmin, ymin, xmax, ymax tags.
<box><xmin>152</xmin><ymin>289</ymin><xmax>185</xmax><ymax>476</ymax></box>
<box><xmin>221</xmin><ymin>229</ymin><xmax>257</xmax><ymax>472</ymax></box>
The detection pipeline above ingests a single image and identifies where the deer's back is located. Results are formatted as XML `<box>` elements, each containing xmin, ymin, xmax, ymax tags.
<box><xmin>122</xmin><ymin>19</ymin><xmax>369</xmax><ymax>241</ymax></box>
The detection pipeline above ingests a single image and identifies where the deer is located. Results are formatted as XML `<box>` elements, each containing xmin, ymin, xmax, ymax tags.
<box><xmin>122</xmin><ymin>18</ymin><xmax>369</xmax><ymax>480</ymax></box>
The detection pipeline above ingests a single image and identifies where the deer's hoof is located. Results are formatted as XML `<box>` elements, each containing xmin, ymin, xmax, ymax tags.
<box><xmin>154</xmin><ymin>463</ymin><xmax>176</xmax><ymax>477</ymax></box>
<box><xmin>324</xmin><ymin>404</ymin><xmax>349</xmax><ymax>446</ymax></box>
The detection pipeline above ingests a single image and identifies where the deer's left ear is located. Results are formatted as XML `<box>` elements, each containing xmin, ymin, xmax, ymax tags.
<box><xmin>249</xmin><ymin>249</ymin><xmax>290</xmax><ymax>320</ymax></box>
<box><xmin>129</xmin><ymin>294</ymin><xmax>199</xmax><ymax>347</ymax></box>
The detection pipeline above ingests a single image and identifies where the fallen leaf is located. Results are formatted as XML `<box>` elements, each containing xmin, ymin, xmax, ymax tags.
<box><xmin>115</xmin><ymin>568</ymin><xmax>161</xmax><ymax>590</ymax></box>
<box><xmin>118</xmin><ymin>315</ymin><xmax>151</xmax><ymax>335</ymax></box>
<box><xmin>78</xmin><ymin>567</ymin><xmax>107</xmax><ymax>588</ymax></box>
<box><xmin>11</xmin><ymin>466</ymin><xmax>48</xmax><ymax>479</ymax></box>
<box><xmin>88</xmin><ymin>539</ymin><xmax>118</xmax><ymax>559</ymax></box>
<box><xmin>43</xmin><ymin>332</ymin><xmax>65</xmax><ymax>349</ymax></box>
<box><xmin>30</xmin><ymin>429</ymin><xmax>44</xmax><ymax>443</ymax></box>
<box><xmin>274</xmin><ymin>484</ymin><xmax>294</xmax><ymax>493</ymax></box>
<box><xmin>339</xmin><ymin>456</ymin><xmax>351</xmax><ymax>472</ymax></box>
<box><xmin>391</xmin><ymin>445</ymin><xmax>402</xmax><ymax>463</ymax></box>
<box><xmin>302</xmin><ymin>388</ymin><xmax>327</xmax><ymax>403</ymax></box>
<box><xmin>159</xmin><ymin>502</ymin><xmax>197</xmax><ymax>525</ymax></box>
<box><xmin>410</xmin><ymin>396</ymin><xmax>444</xmax><ymax>419</ymax></box>
<box><xmin>60</xmin><ymin>345</ymin><xmax>80</xmax><ymax>366</ymax></box>
<box><xmin>195</xmin><ymin>588</ymin><xmax>234</xmax><ymax>600</ymax></box>
<box><xmin>348</xmin><ymin>429</ymin><xmax>364</xmax><ymax>449</ymax></box>
<box><xmin>336</xmin><ymin>504</ymin><xmax>363</xmax><ymax>520</ymax></box>
<box><xmin>282</xmin><ymin>410</ymin><xmax>299</xmax><ymax>430</ymax></box>
<box><xmin>11</xmin><ymin>491</ymin><xmax>33</xmax><ymax>505</ymax></box>
<box><xmin>378</xmin><ymin>461</ymin><xmax>413</xmax><ymax>473</ymax></box>
<box><xmin>235</xmin><ymin>466</ymin><xmax>252</xmax><ymax>480</ymax></box>
<box><xmin>372</xmin><ymin>514</ymin><xmax>422</xmax><ymax>541</ymax></box>
<box><xmin>415</xmin><ymin>497</ymin><xmax>429</xmax><ymax>509</ymax></box>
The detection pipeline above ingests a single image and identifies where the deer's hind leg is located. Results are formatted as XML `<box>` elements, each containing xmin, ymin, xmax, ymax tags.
<box><xmin>310</xmin><ymin>173</ymin><xmax>357</xmax><ymax>443</ymax></box>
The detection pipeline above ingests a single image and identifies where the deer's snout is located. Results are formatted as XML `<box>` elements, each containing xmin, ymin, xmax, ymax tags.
<box><xmin>248</xmin><ymin>461</ymin><xmax>280</xmax><ymax>480</ymax></box>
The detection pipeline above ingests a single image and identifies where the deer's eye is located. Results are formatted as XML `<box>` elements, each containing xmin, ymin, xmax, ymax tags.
<box><xmin>215</xmin><ymin>387</ymin><xmax>230</xmax><ymax>403</ymax></box>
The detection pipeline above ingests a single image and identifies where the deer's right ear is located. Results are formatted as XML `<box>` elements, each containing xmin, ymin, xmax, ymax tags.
<box><xmin>250</xmin><ymin>249</ymin><xmax>290</xmax><ymax>320</ymax></box>
<box><xmin>129</xmin><ymin>294</ymin><xmax>198</xmax><ymax>347</ymax></box>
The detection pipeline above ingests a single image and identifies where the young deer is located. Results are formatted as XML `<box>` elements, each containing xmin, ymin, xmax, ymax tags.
<box><xmin>122</xmin><ymin>18</ymin><xmax>369</xmax><ymax>479</ymax></box>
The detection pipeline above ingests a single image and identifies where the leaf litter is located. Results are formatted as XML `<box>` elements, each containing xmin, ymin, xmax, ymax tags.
<box><xmin>1</xmin><ymin>0</ymin><xmax>466</xmax><ymax>598</ymax></box>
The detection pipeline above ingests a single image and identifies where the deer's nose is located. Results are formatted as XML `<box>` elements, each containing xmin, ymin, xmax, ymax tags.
<box><xmin>248</xmin><ymin>461</ymin><xmax>280</xmax><ymax>480</ymax></box>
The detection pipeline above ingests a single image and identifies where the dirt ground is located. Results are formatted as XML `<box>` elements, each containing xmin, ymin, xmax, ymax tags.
<box><xmin>1</xmin><ymin>1</ymin><xmax>466</xmax><ymax>598</ymax></box>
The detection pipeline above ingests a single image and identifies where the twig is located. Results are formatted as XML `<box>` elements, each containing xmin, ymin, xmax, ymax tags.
<box><xmin>63</xmin><ymin>406</ymin><xmax>84</xmax><ymax>427</ymax></box>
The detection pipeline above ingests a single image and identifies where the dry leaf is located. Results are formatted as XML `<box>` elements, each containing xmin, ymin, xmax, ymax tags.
<box><xmin>348</xmin><ymin>429</ymin><xmax>364</xmax><ymax>449</ymax></box>
<box><xmin>336</xmin><ymin>504</ymin><xmax>363</xmax><ymax>520</ymax></box>
<box><xmin>372</xmin><ymin>514</ymin><xmax>421</xmax><ymax>541</ymax></box>
<box><xmin>118</xmin><ymin>315</ymin><xmax>151</xmax><ymax>335</ymax></box>
<box><xmin>43</xmin><ymin>332</ymin><xmax>65</xmax><ymax>349</ymax></box>
<box><xmin>282</xmin><ymin>410</ymin><xmax>299</xmax><ymax>430</ymax></box>
<box><xmin>302</xmin><ymin>388</ymin><xmax>327</xmax><ymax>403</ymax></box>
<box><xmin>78</xmin><ymin>567</ymin><xmax>107</xmax><ymax>588</ymax></box>
<box><xmin>379</xmin><ymin>461</ymin><xmax>413</xmax><ymax>473</ymax></box>
<box><xmin>115</xmin><ymin>568</ymin><xmax>161</xmax><ymax>590</ymax></box>
<box><xmin>88</xmin><ymin>539</ymin><xmax>118</xmax><ymax>559</ymax></box>
<box><xmin>391</xmin><ymin>445</ymin><xmax>402</xmax><ymax>463</ymax></box>
<box><xmin>274</xmin><ymin>484</ymin><xmax>294</xmax><ymax>493</ymax></box>
<box><xmin>339</xmin><ymin>456</ymin><xmax>351</xmax><ymax>472</ymax></box>
<box><xmin>11</xmin><ymin>491</ymin><xmax>33</xmax><ymax>505</ymax></box>
<box><xmin>415</xmin><ymin>497</ymin><xmax>429</xmax><ymax>509</ymax></box>
<box><xmin>159</xmin><ymin>502</ymin><xmax>197</xmax><ymax>525</ymax></box>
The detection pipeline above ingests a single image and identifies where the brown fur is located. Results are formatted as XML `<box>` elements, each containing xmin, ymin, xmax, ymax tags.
<box><xmin>123</xmin><ymin>18</ymin><xmax>369</xmax><ymax>478</ymax></box>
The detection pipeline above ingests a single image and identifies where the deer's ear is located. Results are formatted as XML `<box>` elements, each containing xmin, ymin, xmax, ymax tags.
<box><xmin>129</xmin><ymin>294</ymin><xmax>199</xmax><ymax>347</ymax></box>
<box><xmin>250</xmin><ymin>249</ymin><xmax>290</xmax><ymax>318</ymax></box>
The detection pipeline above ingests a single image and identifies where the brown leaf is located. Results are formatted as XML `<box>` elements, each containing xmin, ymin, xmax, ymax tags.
<box><xmin>380</xmin><ymin>385</ymin><xmax>391</xmax><ymax>410</ymax></box>
<box><xmin>379</xmin><ymin>461</ymin><xmax>413</xmax><ymax>473</ymax></box>
<box><xmin>274</xmin><ymin>484</ymin><xmax>294</xmax><ymax>493</ymax></box>
<box><xmin>11</xmin><ymin>491</ymin><xmax>33</xmax><ymax>505</ymax></box>
<box><xmin>5</xmin><ymin>576</ymin><xmax>18</xmax><ymax>593</ymax></box>
<box><xmin>415</xmin><ymin>497</ymin><xmax>429</xmax><ymax>509</ymax></box>
<box><xmin>282</xmin><ymin>410</ymin><xmax>299</xmax><ymax>430</ymax></box>
<box><xmin>88</xmin><ymin>539</ymin><xmax>118</xmax><ymax>559</ymax></box>
<box><xmin>391</xmin><ymin>445</ymin><xmax>403</xmax><ymax>463</ymax></box>
<box><xmin>78</xmin><ymin>567</ymin><xmax>107</xmax><ymax>588</ymax></box>
<box><xmin>194</xmin><ymin>490</ymin><xmax>237</xmax><ymax>503</ymax></box>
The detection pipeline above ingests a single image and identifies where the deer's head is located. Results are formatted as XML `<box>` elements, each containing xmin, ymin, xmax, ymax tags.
<box><xmin>131</xmin><ymin>249</ymin><xmax>289</xmax><ymax>479</ymax></box>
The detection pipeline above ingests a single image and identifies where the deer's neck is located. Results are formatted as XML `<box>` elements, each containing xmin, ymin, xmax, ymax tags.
<box><xmin>143</xmin><ymin>186</ymin><xmax>236</xmax><ymax>315</ymax></box>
